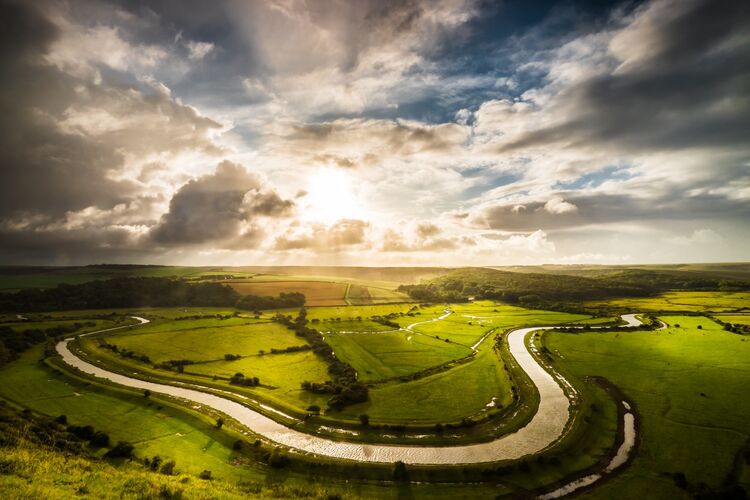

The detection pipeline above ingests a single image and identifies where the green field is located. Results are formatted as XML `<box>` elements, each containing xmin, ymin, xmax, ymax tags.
<box><xmin>111</xmin><ymin>321</ymin><xmax>305</xmax><ymax>361</ymax></box>
<box><xmin>326</xmin><ymin>330</ymin><xmax>473</xmax><ymax>382</ymax></box>
<box><xmin>0</xmin><ymin>346</ymin><xmax>268</xmax><ymax>483</ymax></box>
<box><xmin>587</xmin><ymin>291</ymin><xmax>750</xmax><ymax>313</ymax></box>
<box><xmin>713</xmin><ymin>314</ymin><xmax>750</xmax><ymax>325</ymax></box>
<box><xmin>340</xmin><ymin>347</ymin><xmax>511</xmax><ymax>423</ymax></box>
<box><xmin>3</xmin><ymin>264</ymin><xmax>750</xmax><ymax>499</ymax></box>
<box><xmin>546</xmin><ymin>315</ymin><xmax>750</xmax><ymax>499</ymax></box>
<box><xmin>306</xmin><ymin>303</ymin><xmax>417</xmax><ymax>321</ymax></box>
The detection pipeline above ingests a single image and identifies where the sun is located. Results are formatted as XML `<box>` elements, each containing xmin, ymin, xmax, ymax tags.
<box><xmin>303</xmin><ymin>167</ymin><xmax>362</xmax><ymax>224</ymax></box>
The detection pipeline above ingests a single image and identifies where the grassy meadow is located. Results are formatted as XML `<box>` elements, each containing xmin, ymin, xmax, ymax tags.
<box><xmin>545</xmin><ymin>315</ymin><xmax>750</xmax><ymax>499</ymax></box>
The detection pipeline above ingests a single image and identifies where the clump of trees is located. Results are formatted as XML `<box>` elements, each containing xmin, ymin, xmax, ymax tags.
<box><xmin>266</xmin><ymin>345</ymin><xmax>311</xmax><ymax>355</ymax></box>
<box><xmin>99</xmin><ymin>341</ymin><xmax>152</xmax><ymax>364</ymax></box>
<box><xmin>713</xmin><ymin>318</ymin><xmax>750</xmax><ymax>335</ymax></box>
<box><xmin>277</xmin><ymin>308</ymin><xmax>368</xmax><ymax>410</ymax></box>
<box><xmin>0</xmin><ymin>321</ymin><xmax>95</xmax><ymax>366</ymax></box>
<box><xmin>236</xmin><ymin>292</ymin><xmax>305</xmax><ymax>311</ymax></box>
<box><xmin>230</xmin><ymin>372</ymin><xmax>260</xmax><ymax>386</ymax></box>
<box><xmin>371</xmin><ymin>315</ymin><xmax>400</xmax><ymax>328</ymax></box>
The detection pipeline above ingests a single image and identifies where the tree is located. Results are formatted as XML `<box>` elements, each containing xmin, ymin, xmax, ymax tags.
<box><xmin>359</xmin><ymin>414</ymin><xmax>370</xmax><ymax>426</ymax></box>
<box><xmin>215</xmin><ymin>417</ymin><xmax>224</xmax><ymax>429</ymax></box>
<box><xmin>393</xmin><ymin>461</ymin><xmax>409</xmax><ymax>482</ymax></box>
<box><xmin>143</xmin><ymin>389</ymin><xmax>151</xmax><ymax>398</ymax></box>
<box><xmin>199</xmin><ymin>469</ymin><xmax>212</xmax><ymax>480</ymax></box>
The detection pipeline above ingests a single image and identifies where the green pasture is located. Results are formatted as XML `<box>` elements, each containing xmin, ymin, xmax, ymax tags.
<box><xmin>713</xmin><ymin>314</ymin><xmax>750</xmax><ymax>325</ymax></box>
<box><xmin>325</xmin><ymin>330</ymin><xmax>472</xmax><ymax>382</ymax></box>
<box><xmin>306</xmin><ymin>303</ymin><xmax>417</xmax><ymax>321</ymax></box>
<box><xmin>339</xmin><ymin>347</ymin><xmax>512</xmax><ymax>424</ymax></box>
<box><xmin>315</xmin><ymin>319</ymin><xmax>395</xmax><ymax>332</ymax></box>
<box><xmin>189</xmin><ymin>351</ymin><xmax>330</xmax><ymax>391</ymax></box>
<box><xmin>546</xmin><ymin>315</ymin><xmax>750</xmax><ymax>499</ymax></box>
<box><xmin>587</xmin><ymin>291</ymin><xmax>750</xmax><ymax>313</ymax></box>
<box><xmin>110</xmin><ymin>322</ymin><xmax>305</xmax><ymax>362</ymax></box>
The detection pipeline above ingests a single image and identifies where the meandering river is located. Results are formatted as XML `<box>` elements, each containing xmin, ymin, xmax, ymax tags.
<box><xmin>56</xmin><ymin>313</ymin><xmax>643</xmax><ymax>465</ymax></box>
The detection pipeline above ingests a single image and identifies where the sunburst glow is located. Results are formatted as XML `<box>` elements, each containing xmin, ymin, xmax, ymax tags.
<box><xmin>303</xmin><ymin>168</ymin><xmax>362</xmax><ymax>224</ymax></box>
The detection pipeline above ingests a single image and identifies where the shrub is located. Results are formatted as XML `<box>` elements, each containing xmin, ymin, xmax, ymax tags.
<box><xmin>104</xmin><ymin>441</ymin><xmax>134</xmax><ymax>458</ymax></box>
<box><xmin>199</xmin><ymin>469</ymin><xmax>212</xmax><ymax>480</ymax></box>
<box><xmin>160</xmin><ymin>460</ymin><xmax>176</xmax><ymax>475</ymax></box>
<box><xmin>268</xmin><ymin>448</ymin><xmax>289</xmax><ymax>468</ymax></box>
<box><xmin>306</xmin><ymin>405</ymin><xmax>321</xmax><ymax>414</ymax></box>
<box><xmin>89</xmin><ymin>431</ymin><xmax>110</xmax><ymax>448</ymax></box>
<box><xmin>67</xmin><ymin>425</ymin><xmax>94</xmax><ymax>440</ymax></box>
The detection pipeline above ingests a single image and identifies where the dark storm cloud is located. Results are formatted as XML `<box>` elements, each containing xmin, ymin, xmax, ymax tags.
<box><xmin>470</xmin><ymin>191</ymin><xmax>750</xmax><ymax>232</ymax></box>
<box><xmin>151</xmin><ymin>161</ymin><xmax>293</xmax><ymax>245</ymax></box>
<box><xmin>498</xmin><ymin>0</ymin><xmax>750</xmax><ymax>153</ymax></box>
<box><xmin>0</xmin><ymin>1</ymin><xmax>137</xmax><ymax>217</ymax></box>
<box><xmin>0</xmin><ymin>226</ymin><xmax>149</xmax><ymax>265</ymax></box>
<box><xmin>0</xmin><ymin>0</ymin><xmax>223</xmax><ymax>220</ymax></box>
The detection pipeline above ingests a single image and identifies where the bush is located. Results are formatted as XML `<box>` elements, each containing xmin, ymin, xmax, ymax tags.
<box><xmin>67</xmin><ymin>425</ymin><xmax>94</xmax><ymax>440</ymax></box>
<box><xmin>199</xmin><ymin>469</ymin><xmax>212</xmax><ymax>480</ymax></box>
<box><xmin>268</xmin><ymin>448</ymin><xmax>289</xmax><ymax>468</ymax></box>
<box><xmin>89</xmin><ymin>431</ymin><xmax>110</xmax><ymax>448</ymax></box>
<box><xmin>215</xmin><ymin>417</ymin><xmax>224</xmax><ymax>429</ymax></box>
<box><xmin>359</xmin><ymin>414</ymin><xmax>370</xmax><ymax>426</ymax></box>
<box><xmin>232</xmin><ymin>440</ymin><xmax>243</xmax><ymax>451</ymax></box>
<box><xmin>104</xmin><ymin>441</ymin><xmax>134</xmax><ymax>458</ymax></box>
<box><xmin>306</xmin><ymin>405</ymin><xmax>321</xmax><ymax>414</ymax></box>
<box><xmin>160</xmin><ymin>460</ymin><xmax>176</xmax><ymax>475</ymax></box>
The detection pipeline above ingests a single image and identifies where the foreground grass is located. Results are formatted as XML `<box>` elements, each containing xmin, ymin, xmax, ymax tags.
<box><xmin>0</xmin><ymin>346</ymin><xmax>269</xmax><ymax>483</ymax></box>
<box><xmin>545</xmin><ymin>315</ymin><xmax>750</xmax><ymax>499</ymax></box>
<box><xmin>0</xmin><ymin>438</ymin><xmax>349</xmax><ymax>500</ymax></box>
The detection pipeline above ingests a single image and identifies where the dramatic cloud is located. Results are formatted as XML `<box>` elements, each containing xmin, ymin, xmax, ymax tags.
<box><xmin>1</xmin><ymin>0</ymin><xmax>748</xmax><ymax>265</ymax></box>
<box><xmin>151</xmin><ymin>161</ymin><xmax>293</xmax><ymax>246</ymax></box>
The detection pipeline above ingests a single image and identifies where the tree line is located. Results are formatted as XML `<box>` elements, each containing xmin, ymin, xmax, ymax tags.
<box><xmin>0</xmin><ymin>277</ymin><xmax>305</xmax><ymax>312</ymax></box>
<box><xmin>397</xmin><ymin>267</ymin><xmax>750</xmax><ymax>306</ymax></box>
<box><xmin>276</xmin><ymin>308</ymin><xmax>368</xmax><ymax>410</ymax></box>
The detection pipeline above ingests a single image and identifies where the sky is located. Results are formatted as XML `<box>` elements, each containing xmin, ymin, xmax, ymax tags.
<box><xmin>1</xmin><ymin>0</ymin><xmax>749</xmax><ymax>266</ymax></box>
